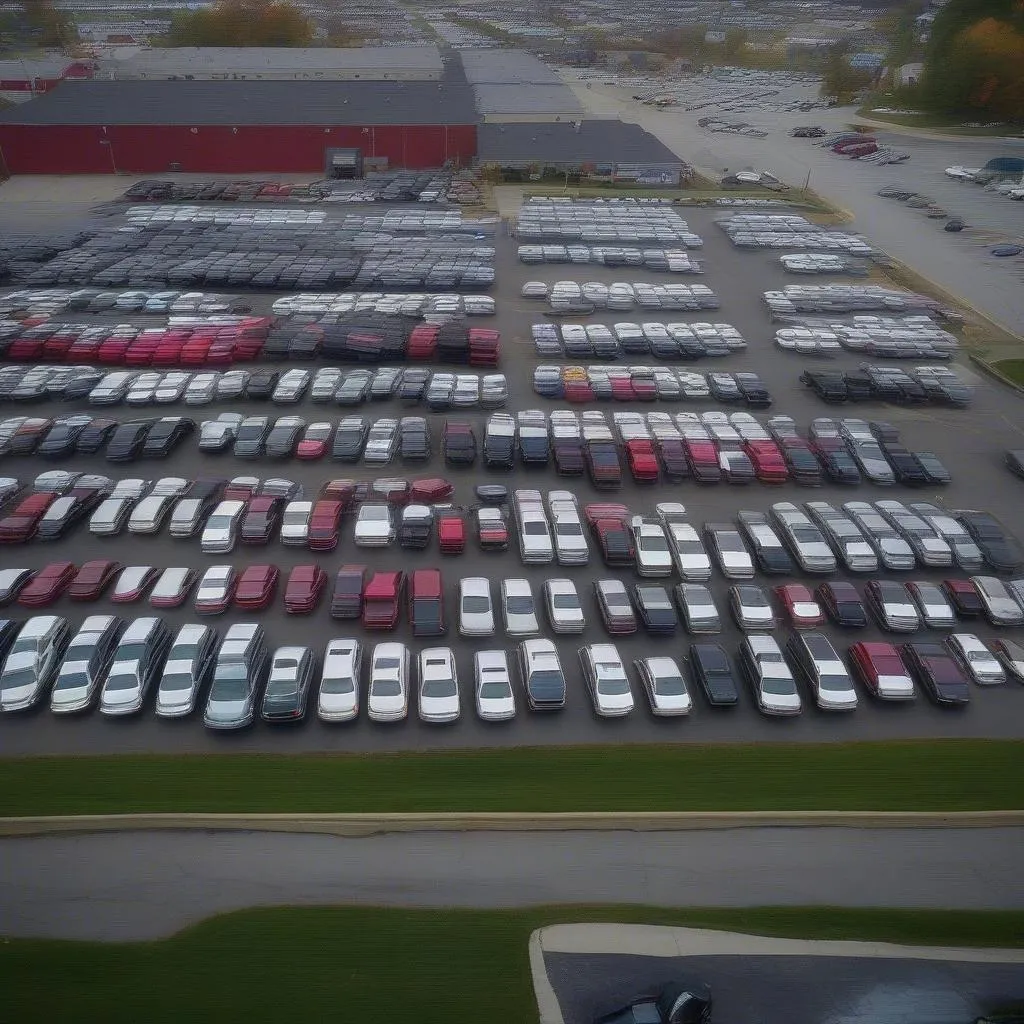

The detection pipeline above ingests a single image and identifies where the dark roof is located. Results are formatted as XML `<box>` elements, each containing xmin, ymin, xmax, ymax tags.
<box><xmin>477</xmin><ymin>120</ymin><xmax>681</xmax><ymax>165</ymax></box>
<box><xmin>0</xmin><ymin>69</ymin><xmax>477</xmax><ymax>126</ymax></box>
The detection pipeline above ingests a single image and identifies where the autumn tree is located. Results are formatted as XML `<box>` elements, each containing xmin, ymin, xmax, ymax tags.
<box><xmin>165</xmin><ymin>0</ymin><xmax>313</xmax><ymax>47</ymax></box>
<box><xmin>19</xmin><ymin>0</ymin><xmax>77</xmax><ymax>48</ymax></box>
<box><xmin>820</xmin><ymin>51</ymin><xmax>874</xmax><ymax>102</ymax></box>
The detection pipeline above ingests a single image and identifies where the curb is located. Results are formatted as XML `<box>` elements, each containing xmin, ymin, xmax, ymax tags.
<box><xmin>968</xmin><ymin>353</ymin><xmax>1024</xmax><ymax>395</ymax></box>
<box><xmin>2</xmin><ymin>810</ymin><xmax>1024</xmax><ymax>837</ymax></box>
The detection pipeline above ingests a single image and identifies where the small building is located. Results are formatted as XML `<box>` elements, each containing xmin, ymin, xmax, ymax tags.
<box><xmin>478</xmin><ymin>120</ymin><xmax>687</xmax><ymax>186</ymax></box>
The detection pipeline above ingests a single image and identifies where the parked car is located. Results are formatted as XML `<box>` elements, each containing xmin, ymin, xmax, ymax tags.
<box><xmin>946</xmin><ymin>633</ymin><xmax>1005</xmax><ymax>686</ymax></box>
<box><xmin>203</xmin><ymin>623</ymin><xmax>269</xmax><ymax>729</ymax></box>
<box><xmin>634</xmin><ymin>655</ymin><xmax>691</xmax><ymax>715</ymax></box>
<box><xmin>261</xmin><ymin>646</ymin><xmax>315</xmax><ymax>723</ymax></box>
<box><xmin>579</xmin><ymin>643</ymin><xmax>634</xmax><ymax>716</ymax></box>
<box><xmin>154</xmin><ymin>623</ymin><xmax>218</xmax><ymax>718</ymax></box>
<box><xmin>786</xmin><ymin>631</ymin><xmax>858</xmax><ymax>711</ymax></box>
<box><xmin>517</xmin><ymin>638</ymin><xmax>566</xmax><ymax>710</ymax></box>
<box><xmin>739</xmin><ymin>634</ymin><xmax>801</xmax><ymax>716</ymax></box>
<box><xmin>417</xmin><ymin>646</ymin><xmax>461</xmax><ymax>724</ymax></box>
<box><xmin>687</xmin><ymin>643</ymin><xmax>739</xmax><ymax>707</ymax></box>
<box><xmin>367</xmin><ymin>641</ymin><xmax>410</xmax><ymax>722</ymax></box>
<box><xmin>901</xmin><ymin>641</ymin><xmax>971</xmax><ymax>706</ymax></box>
<box><xmin>50</xmin><ymin>614</ymin><xmax>123</xmax><ymax>714</ymax></box>
<box><xmin>0</xmin><ymin>615</ymin><xmax>70</xmax><ymax>711</ymax></box>
<box><xmin>317</xmin><ymin>638</ymin><xmax>362</xmax><ymax>722</ymax></box>
<box><xmin>98</xmin><ymin>617</ymin><xmax>171</xmax><ymax>716</ymax></box>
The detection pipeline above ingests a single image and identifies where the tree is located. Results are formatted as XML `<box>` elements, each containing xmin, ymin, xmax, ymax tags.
<box><xmin>723</xmin><ymin>27</ymin><xmax>748</xmax><ymax>60</ymax></box>
<box><xmin>820</xmin><ymin>51</ymin><xmax>874</xmax><ymax>101</ymax></box>
<box><xmin>165</xmin><ymin>0</ymin><xmax>313</xmax><ymax>47</ymax></box>
<box><xmin>19</xmin><ymin>0</ymin><xmax>77</xmax><ymax>48</ymax></box>
<box><xmin>920</xmin><ymin>0</ymin><xmax>1024</xmax><ymax>119</ymax></box>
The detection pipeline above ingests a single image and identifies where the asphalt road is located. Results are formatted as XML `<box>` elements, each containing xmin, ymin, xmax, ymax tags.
<box><xmin>2</xmin><ymin>827</ymin><xmax>1022</xmax><ymax>940</ymax></box>
<box><xmin>1</xmin><ymin>207</ymin><xmax>1024</xmax><ymax>753</ymax></box>
<box><xmin>547</xmin><ymin>951</ymin><xmax>1024</xmax><ymax>1024</ymax></box>
<box><xmin>564</xmin><ymin>73</ymin><xmax>1024</xmax><ymax>341</ymax></box>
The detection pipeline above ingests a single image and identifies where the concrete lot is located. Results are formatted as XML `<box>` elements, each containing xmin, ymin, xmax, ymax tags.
<box><xmin>3</xmin><ymin>827</ymin><xmax>1023</xmax><ymax>939</ymax></box>
<box><xmin>547</xmin><ymin>950</ymin><xmax>1024</xmax><ymax>1024</ymax></box>
<box><xmin>563</xmin><ymin>73</ymin><xmax>1024</xmax><ymax>342</ymax></box>
<box><xmin>1</xmin><ymin>203</ymin><xmax>1024</xmax><ymax>754</ymax></box>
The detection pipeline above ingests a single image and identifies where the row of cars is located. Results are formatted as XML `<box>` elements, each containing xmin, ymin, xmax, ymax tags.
<box><xmin>800</xmin><ymin>365</ymin><xmax>972</xmax><ymax>408</ymax></box>
<box><xmin>2</xmin><ymin>610</ymin><xmax>1019</xmax><ymax>725</ymax></box>
<box><xmin>534</xmin><ymin>365</ymin><xmax>772</xmax><ymax>406</ymax></box>
<box><xmin>0</xmin><ymin>363</ymin><xmax>510</xmax><ymax>410</ymax></box>
<box><xmin>532</xmin><ymin>321</ymin><xmax>746</xmax><ymax>361</ymax></box>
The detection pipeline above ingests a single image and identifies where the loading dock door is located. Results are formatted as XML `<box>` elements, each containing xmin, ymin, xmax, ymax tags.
<box><xmin>325</xmin><ymin>147</ymin><xmax>362</xmax><ymax>179</ymax></box>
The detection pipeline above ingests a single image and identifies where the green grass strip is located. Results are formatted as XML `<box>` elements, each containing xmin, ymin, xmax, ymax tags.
<box><xmin>2</xmin><ymin>905</ymin><xmax>1023</xmax><ymax>1023</ymax></box>
<box><xmin>1</xmin><ymin>740</ymin><xmax>1022</xmax><ymax>815</ymax></box>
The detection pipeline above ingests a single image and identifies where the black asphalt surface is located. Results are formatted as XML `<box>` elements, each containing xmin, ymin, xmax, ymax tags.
<box><xmin>1</xmin><ymin>202</ymin><xmax>1024</xmax><ymax>753</ymax></box>
<box><xmin>547</xmin><ymin>952</ymin><xmax>1024</xmax><ymax>1024</ymax></box>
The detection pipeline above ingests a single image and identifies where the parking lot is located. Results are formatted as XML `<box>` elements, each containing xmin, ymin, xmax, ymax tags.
<box><xmin>0</xmin><ymin>186</ymin><xmax>1023</xmax><ymax>755</ymax></box>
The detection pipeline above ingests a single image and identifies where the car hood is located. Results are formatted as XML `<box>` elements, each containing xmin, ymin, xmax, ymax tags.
<box><xmin>598</xmin><ymin>690</ymin><xmax>634</xmax><ymax>712</ymax></box>
<box><xmin>1</xmin><ymin>678</ymin><xmax>41</xmax><ymax>706</ymax></box>
<box><xmin>318</xmin><ymin>691</ymin><xmax>357</xmax><ymax>715</ymax></box>
<box><xmin>763</xmin><ymin>690</ymin><xmax>801</xmax><ymax>712</ymax></box>
<box><xmin>655</xmin><ymin>691</ymin><xmax>692</xmax><ymax>712</ymax></box>
<box><xmin>51</xmin><ymin>681</ymin><xmax>92</xmax><ymax>707</ymax></box>
<box><xmin>479</xmin><ymin>695</ymin><xmax>515</xmax><ymax>716</ymax></box>
<box><xmin>102</xmin><ymin>680</ymin><xmax>142</xmax><ymax>705</ymax></box>
<box><xmin>206</xmin><ymin>696</ymin><xmax>250</xmax><ymax>720</ymax></box>
<box><xmin>369</xmin><ymin>692</ymin><xmax>405</xmax><ymax>713</ymax></box>
<box><xmin>420</xmin><ymin>695</ymin><xmax>458</xmax><ymax>716</ymax></box>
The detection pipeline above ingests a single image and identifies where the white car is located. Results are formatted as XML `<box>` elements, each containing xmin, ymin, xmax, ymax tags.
<box><xmin>168</xmin><ymin>497</ymin><xmax>212</xmax><ymax>539</ymax></box>
<box><xmin>459</xmin><ymin>577</ymin><xmax>495</xmax><ymax>636</ymax></box>
<box><xmin>280</xmin><ymin>501</ymin><xmax>313</xmax><ymax>546</ymax></box>
<box><xmin>946</xmin><ymin>634</ymin><xmax>1005</xmax><ymax>685</ymax></box>
<box><xmin>770</xmin><ymin>503</ymin><xmax>836</xmax><ymax>574</ymax></box>
<box><xmin>550</xmin><ymin>502</ymin><xmax>590</xmax><ymax>565</ymax></box>
<box><xmin>843</xmin><ymin>502</ymin><xmax>916</xmax><ymax>570</ymax></box>
<box><xmin>0</xmin><ymin>568</ymin><xmax>33</xmax><ymax>605</ymax></box>
<box><xmin>126</xmin><ymin>371</ymin><xmax>162</xmax><ymax>406</ymax></box>
<box><xmin>970</xmin><ymin>576</ymin><xmax>1024</xmax><ymax>626</ymax></box>
<box><xmin>111</xmin><ymin>565</ymin><xmax>156</xmax><ymax>602</ymax></box>
<box><xmin>634</xmin><ymin>655</ymin><xmax>691</xmax><ymax>715</ymax></box>
<box><xmin>740</xmin><ymin>634</ymin><xmax>801</xmax><ymax>716</ymax></box>
<box><xmin>367</xmin><ymin>642</ymin><xmax>409</xmax><ymax>722</ymax></box>
<box><xmin>729</xmin><ymin>584</ymin><xmax>776</xmax><ymax>631</ymax></box>
<box><xmin>474</xmin><ymin>650</ymin><xmax>516</xmax><ymax>721</ymax></box>
<box><xmin>154</xmin><ymin>623</ymin><xmax>218</xmax><ymax>718</ymax></box>
<box><xmin>201</xmin><ymin>499</ymin><xmax>246</xmax><ymax>554</ymax></box>
<box><xmin>98</xmin><ymin>617</ymin><xmax>171</xmax><ymax>716</ymax></box>
<box><xmin>500</xmin><ymin>579</ymin><xmax>540</xmax><ymax>637</ymax></box>
<box><xmin>154</xmin><ymin>371</ymin><xmax>191</xmax><ymax>404</ymax></box>
<box><xmin>127</xmin><ymin>493</ymin><xmax>177</xmax><ymax>535</ymax></box>
<box><xmin>631</xmin><ymin>516</ymin><xmax>674</xmax><ymax>577</ymax></box>
<box><xmin>89</xmin><ymin>479</ymin><xmax>150</xmax><ymax>536</ymax></box>
<box><xmin>317</xmin><ymin>638</ymin><xmax>362</xmax><ymax>722</ymax></box>
<box><xmin>517</xmin><ymin>503</ymin><xmax>554</xmax><ymax>565</ymax></box>
<box><xmin>417</xmin><ymin>647</ymin><xmax>461</xmax><ymax>723</ymax></box>
<box><xmin>199</xmin><ymin>413</ymin><xmax>243</xmax><ymax>452</ymax></box>
<box><xmin>518</xmin><ymin>638</ymin><xmax>566</xmax><ymax>710</ymax></box>
<box><xmin>354</xmin><ymin>503</ymin><xmax>394</xmax><ymax>547</ymax></box>
<box><xmin>657</xmin><ymin>504</ymin><xmax>712</xmax><ymax>581</ymax></box>
<box><xmin>579</xmin><ymin>643</ymin><xmax>634</xmax><ymax>717</ymax></box>
<box><xmin>149</xmin><ymin>567</ymin><xmax>195</xmax><ymax>608</ymax></box>
<box><xmin>0</xmin><ymin>615</ymin><xmax>69</xmax><ymax>712</ymax></box>
<box><xmin>805</xmin><ymin>502</ymin><xmax>878</xmax><ymax>574</ymax></box>
<box><xmin>50</xmin><ymin>614</ymin><xmax>122</xmax><ymax>714</ymax></box>
<box><xmin>786</xmin><ymin>632</ymin><xmax>858</xmax><ymax>712</ymax></box>
<box><xmin>543</xmin><ymin>578</ymin><xmax>585</xmax><ymax>634</ymax></box>
<box><xmin>194</xmin><ymin>565</ymin><xmax>235</xmax><ymax>614</ymax></box>
<box><xmin>363</xmin><ymin>418</ymin><xmax>398</xmax><ymax>463</ymax></box>
<box><xmin>704</xmin><ymin>523</ymin><xmax>754</xmax><ymax>579</ymax></box>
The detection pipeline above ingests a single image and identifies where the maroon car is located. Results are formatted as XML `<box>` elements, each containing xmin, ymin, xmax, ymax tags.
<box><xmin>239</xmin><ymin>496</ymin><xmax>283</xmax><ymax>545</ymax></box>
<box><xmin>307</xmin><ymin>499</ymin><xmax>343</xmax><ymax>552</ymax></box>
<box><xmin>409</xmin><ymin>477</ymin><xmax>454</xmax><ymax>504</ymax></box>
<box><xmin>283</xmin><ymin>564</ymin><xmax>327</xmax><ymax>615</ymax></box>
<box><xmin>0</xmin><ymin>492</ymin><xmax>58</xmax><ymax>544</ymax></box>
<box><xmin>18</xmin><ymin>561</ymin><xmax>77</xmax><ymax>607</ymax></box>
<box><xmin>329</xmin><ymin>565</ymin><xmax>366</xmax><ymax>619</ymax></box>
<box><xmin>67</xmin><ymin>559</ymin><xmax>122</xmax><ymax>602</ymax></box>
<box><xmin>234</xmin><ymin>564</ymin><xmax>280</xmax><ymax>610</ymax></box>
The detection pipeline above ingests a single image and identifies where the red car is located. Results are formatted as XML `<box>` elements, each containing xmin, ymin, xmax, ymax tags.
<box><xmin>283</xmin><ymin>564</ymin><xmax>328</xmax><ymax>614</ymax></box>
<box><xmin>223</xmin><ymin>478</ymin><xmax>260</xmax><ymax>501</ymax></box>
<box><xmin>477</xmin><ymin>508</ymin><xmax>509</xmax><ymax>550</ymax></box>
<box><xmin>321</xmin><ymin>478</ymin><xmax>366</xmax><ymax>510</ymax></box>
<box><xmin>239</xmin><ymin>496</ymin><xmax>283</xmax><ymax>545</ymax></box>
<box><xmin>234</xmin><ymin>564</ymin><xmax>280</xmax><ymax>611</ymax></box>
<box><xmin>307</xmin><ymin>499</ymin><xmax>343</xmax><ymax>552</ymax></box>
<box><xmin>609</xmin><ymin>376</ymin><xmax>635</xmax><ymax>401</ymax></box>
<box><xmin>625</xmin><ymin>439</ymin><xmax>659</xmax><ymax>482</ymax></box>
<box><xmin>744</xmin><ymin>440</ymin><xmax>789</xmax><ymax>484</ymax></box>
<box><xmin>68</xmin><ymin>559</ymin><xmax>122</xmax><ymax>602</ymax></box>
<box><xmin>585</xmin><ymin>504</ymin><xmax>635</xmax><ymax>568</ymax></box>
<box><xmin>409</xmin><ymin>477</ymin><xmax>454</xmax><ymax>504</ymax></box>
<box><xmin>848</xmin><ymin>641</ymin><xmax>916</xmax><ymax>701</ymax></box>
<box><xmin>684</xmin><ymin>439</ymin><xmax>721</xmax><ymax>483</ymax></box>
<box><xmin>942</xmin><ymin>578</ymin><xmax>982</xmax><ymax>617</ymax></box>
<box><xmin>774</xmin><ymin>583</ymin><xmax>825</xmax><ymax>627</ymax></box>
<box><xmin>630</xmin><ymin>373</ymin><xmax>657</xmax><ymax>401</ymax></box>
<box><xmin>563</xmin><ymin>379</ymin><xmax>594</xmax><ymax>403</ymax></box>
<box><xmin>295</xmin><ymin>423</ymin><xmax>331</xmax><ymax>460</ymax></box>
<box><xmin>0</xmin><ymin>492</ymin><xmax>57</xmax><ymax>543</ymax></box>
<box><xmin>362</xmin><ymin>570</ymin><xmax>405</xmax><ymax>629</ymax></box>
<box><xmin>409</xmin><ymin>568</ymin><xmax>446</xmax><ymax>637</ymax></box>
<box><xmin>330</xmin><ymin>564</ymin><xmax>367</xmax><ymax>619</ymax></box>
<box><xmin>438</xmin><ymin>513</ymin><xmax>466</xmax><ymax>554</ymax></box>
<box><xmin>18</xmin><ymin>561</ymin><xmax>77</xmax><ymax>607</ymax></box>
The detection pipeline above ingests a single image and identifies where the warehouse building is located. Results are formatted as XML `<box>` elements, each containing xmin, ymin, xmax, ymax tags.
<box><xmin>96</xmin><ymin>45</ymin><xmax>444</xmax><ymax>81</ymax></box>
<box><xmin>0</xmin><ymin>56</ymin><xmax>476</xmax><ymax>175</ymax></box>
<box><xmin>477</xmin><ymin>120</ymin><xmax>688</xmax><ymax>186</ymax></box>
<box><xmin>459</xmin><ymin>48</ymin><xmax>585</xmax><ymax>123</ymax></box>
<box><xmin>0</xmin><ymin>57</ymin><xmax>95</xmax><ymax>104</ymax></box>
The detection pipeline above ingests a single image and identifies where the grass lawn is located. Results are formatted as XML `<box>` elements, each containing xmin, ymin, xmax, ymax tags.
<box><xmin>995</xmin><ymin>360</ymin><xmax>1024</xmax><ymax>387</ymax></box>
<box><xmin>1</xmin><ymin>740</ymin><xmax>1022</xmax><ymax>816</ymax></box>
<box><xmin>854</xmin><ymin>106</ymin><xmax>1024</xmax><ymax>136</ymax></box>
<box><xmin>3</xmin><ymin>905</ymin><xmax>1023</xmax><ymax>1023</ymax></box>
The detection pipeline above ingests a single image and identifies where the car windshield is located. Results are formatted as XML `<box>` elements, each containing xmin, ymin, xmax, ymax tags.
<box><xmin>462</xmin><ymin>596</ymin><xmax>490</xmax><ymax>613</ymax></box>
<box><xmin>530</xmin><ymin>669</ymin><xmax>563</xmax><ymax>690</ymax></box>
<box><xmin>372</xmin><ymin>678</ymin><xmax>402</xmax><ymax>696</ymax></box>
<box><xmin>552</xmin><ymin>594</ymin><xmax>578</xmax><ymax>609</ymax></box>
<box><xmin>412</xmin><ymin>599</ymin><xmax>439</xmax><ymax>621</ymax></box>
<box><xmin>596</xmin><ymin>667</ymin><xmax>629</xmax><ymax>694</ymax></box>
<box><xmin>557</xmin><ymin>522</ymin><xmax>583</xmax><ymax>536</ymax></box>
<box><xmin>422</xmin><ymin>677</ymin><xmax>456</xmax><ymax>698</ymax></box>
<box><xmin>642</xmin><ymin>536</ymin><xmax>668</xmax><ymax>551</ymax></box>
<box><xmin>322</xmin><ymin>671</ymin><xmax>354</xmax><ymax>694</ymax></box>
<box><xmin>506</xmin><ymin>596</ymin><xmax>534</xmax><ymax>615</ymax></box>
<box><xmin>523</xmin><ymin>522</ymin><xmax>547</xmax><ymax>535</ymax></box>
<box><xmin>104</xmin><ymin>667</ymin><xmax>139</xmax><ymax>691</ymax></box>
<box><xmin>760</xmin><ymin>673</ymin><xmax>796</xmax><ymax>695</ymax></box>
<box><xmin>212</xmin><ymin>666</ymin><xmax>250</xmax><ymax>700</ymax></box>
<box><xmin>207</xmin><ymin>514</ymin><xmax>233</xmax><ymax>530</ymax></box>
<box><xmin>1</xmin><ymin>667</ymin><xmax>36</xmax><ymax>691</ymax></box>
<box><xmin>480</xmin><ymin>679</ymin><xmax>511</xmax><ymax>699</ymax></box>
<box><xmin>653</xmin><ymin>672</ymin><xmax>686</xmax><ymax>695</ymax></box>
<box><xmin>160</xmin><ymin>671</ymin><xmax>193</xmax><ymax>694</ymax></box>
<box><xmin>53</xmin><ymin>665</ymin><xmax>89</xmax><ymax>690</ymax></box>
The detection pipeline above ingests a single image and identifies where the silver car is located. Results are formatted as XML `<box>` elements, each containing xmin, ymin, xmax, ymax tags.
<box><xmin>675</xmin><ymin>583</ymin><xmax>721</xmax><ymax>634</ymax></box>
<box><xmin>786</xmin><ymin>632</ymin><xmax>858</xmax><ymax>712</ymax></box>
<box><xmin>203</xmin><ymin>623</ymin><xmax>269</xmax><ymax>729</ymax></box>
<box><xmin>201</xmin><ymin>499</ymin><xmax>246</xmax><ymax>554</ymax></box>
<box><xmin>280</xmin><ymin>500</ymin><xmax>313</xmax><ymax>546</ymax></box>
<box><xmin>770</xmin><ymin>502</ymin><xmax>836</xmax><ymax>574</ymax></box>
<box><xmin>500</xmin><ymin>579</ymin><xmax>540</xmax><ymax>637</ymax></box>
<box><xmin>804</xmin><ymin>502</ymin><xmax>878</xmax><ymax>573</ymax></box>
<box><xmin>543</xmin><ymin>578</ymin><xmax>585</xmax><ymax>634</ymax></box>
<box><xmin>99</xmin><ymin>617</ymin><xmax>171</xmax><ymax>716</ymax></box>
<box><xmin>847</xmin><ymin>439</ymin><xmax>895</xmax><ymax>485</ymax></box>
<box><xmin>317</xmin><ymin>638</ymin><xmax>362</xmax><ymax>723</ymax></box>
<box><xmin>549</xmin><ymin>500</ymin><xmax>590</xmax><ymax>566</ymax></box>
<box><xmin>658</xmin><ymin>504</ymin><xmax>712</xmax><ymax>581</ymax></box>
<box><xmin>0</xmin><ymin>616</ymin><xmax>70</xmax><ymax>712</ymax></box>
<box><xmin>971</xmin><ymin>576</ymin><xmax>1024</xmax><ymax>626</ymax></box>
<box><xmin>875</xmin><ymin>501</ymin><xmax>953</xmax><ymax>568</ymax></box>
<box><xmin>516</xmin><ymin>501</ymin><xmax>554</xmax><ymax>565</ymax></box>
<box><xmin>908</xmin><ymin>503</ymin><xmax>984</xmax><ymax>571</ymax></box>
<box><xmin>907</xmin><ymin>581</ymin><xmax>956</xmax><ymax>628</ymax></box>
<box><xmin>579</xmin><ymin>643</ymin><xmax>634</xmax><ymax>717</ymax></box>
<box><xmin>155</xmin><ymin>623</ymin><xmax>218</xmax><ymax>718</ymax></box>
<box><xmin>946</xmin><ymin>634</ymin><xmax>1005</xmax><ymax>686</ymax></box>
<box><xmin>843</xmin><ymin>502</ymin><xmax>916</xmax><ymax>570</ymax></box>
<box><xmin>740</xmin><ymin>634</ymin><xmax>801</xmax><ymax>716</ymax></box>
<box><xmin>704</xmin><ymin>523</ymin><xmax>754</xmax><ymax>579</ymax></box>
<box><xmin>474</xmin><ymin>650</ymin><xmax>516</xmax><ymax>721</ymax></box>
<box><xmin>633</xmin><ymin>655</ymin><xmax>691</xmax><ymax>716</ymax></box>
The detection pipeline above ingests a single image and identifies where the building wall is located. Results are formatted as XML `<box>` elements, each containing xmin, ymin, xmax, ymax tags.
<box><xmin>0</xmin><ymin>123</ymin><xmax>477</xmax><ymax>174</ymax></box>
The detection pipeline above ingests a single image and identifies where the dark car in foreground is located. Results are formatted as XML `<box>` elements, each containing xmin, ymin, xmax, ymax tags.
<box><xmin>901</xmin><ymin>641</ymin><xmax>971</xmax><ymax>706</ymax></box>
<box><xmin>594</xmin><ymin>978</ymin><xmax>712</xmax><ymax>1024</ymax></box>
<box><xmin>687</xmin><ymin>643</ymin><xmax>738</xmax><ymax>707</ymax></box>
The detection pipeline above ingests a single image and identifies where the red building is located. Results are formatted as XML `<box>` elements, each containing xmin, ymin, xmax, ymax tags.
<box><xmin>0</xmin><ymin>75</ymin><xmax>477</xmax><ymax>175</ymax></box>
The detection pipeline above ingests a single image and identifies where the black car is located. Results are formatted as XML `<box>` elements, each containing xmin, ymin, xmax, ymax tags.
<box><xmin>901</xmin><ymin>641</ymin><xmax>971</xmax><ymax>706</ymax></box>
<box><xmin>869</xmin><ymin>421</ymin><xmax>900</xmax><ymax>445</ymax></box>
<box><xmin>475</xmin><ymin>484</ymin><xmax>508</xmax><ymax>505</ymax></box>
<box><xmin>633</xmin><ymin>585</ymin><xmax>679</xmax><ymax>635</ymax></box>
<box><xmin>657</xmin><ymin>440</ymin><xmax>690</xmax><ymax>481</ymax></box>
<box><xmin>594</xmin><ymin>979</ymin><xmax>712</xmax><ymax>1024</ymax></box>
<box><xmin>882</xmin><ymin>444</ymin><xmax>929</xmax><ymax>485</ymax></box>
<box><xmin>400</xmin><ymin>421</ymin><xmax>431</xmax><ymax>461</ymax></box>
<box><xmin>1005</xmin><ymin>450</ymin><xmax>1024</xmax><ymax>480</ymax></box>
<box><xmin>816</xmin><ymin>581</ymin><xmax>867</xmax><ymax>627</ymax></box>
<box><xmin>105</xmin><ymin>419</ymin><xmax>155</xmax><ymax>462</ymax></box>
<box><xmin>484</xmin><ymin>432</ymin><xmax>515</xmax><ymax>469</ymax></box>
<box><xmin>332</xmin><ymin>418</ymin><xmax>368</xmax><ymax>461</ymax></box>
<box><xmin>443</xmin><ymin>422</ymin><xmax>477</xmax><ymax>466</ymax></box>
<box><xmin>957</xmin><ymin>510</ymin><xmax>1024</xmax><ymax>573</ymax></box>
<box><xmin>37</xmin><ymin>417</ymin><xmax>93</xmax><ymax>459</ymax></box>
<box><xmin>263</xmin><ymin>418</ymin><xmax>305</xmax><ymax>459</ymax></box>
<box><xmin>780</xmin><ymin>443</ymin><xmax>823</xmax><ymax>485</ymax></box>
<box><xmin>909</xmin><ymin>451</ymin><xmax>949</xmax><ymax>485</ymax></box>
<box><xmin>737</xmin><ymin>512</ymin><xmax>795</xmax><ymax>575</ymax></box>
<box><xmin>329</xmin><ymin>565</ymin><xmax>366</xmax><ymax>619</ymax></box>
<box><xmin>0</xmin><ymin>618</ymin><xmax>22</xmax><ymax>662</ymax></box>
<box><xmin>398</xmin><ymin>369</ymin><xmax>430</xmax><ymax>401</ymax></box>
<box><xmin>142</xmin><ymin>417</ymin><xmax>195</xmax><ymax>459</ymax></box>
<box><xmin>842</xmin><ymin>372</ymin><xmax>875</xmax><ymax>401</ymax></box>
<box><xmin>61</xmin><ymin>372</ymin><xmax>105</xmax><ymax>402</ymax></box>
<box><xmin>517</xmin><ymin>429</ymin><xmax>551</xmax><ymax>466</ymax></box>
<box><xmin>398</xmin><ymin>506</ymin><xmax>432</xmax><ymax>549</ymax></box>
<box><xmin>245</xmin><ymin>369</ymin><xmax>280</xmax><ymax>401</ymax></box>
<box><xmin>186</xmin><ymin>477</ymin><xmax>226</xmax><ymax>502</ymax></box>
<box><xmin>35</xmin><ymin>485</ymin><xmax>105</xmax><ymax>540</ymax></box>
<box><xmin>708</xmin><ymin>373</ymin><xmax>742</xmax><ymax>403</ymax></box>
<box><xmin>819</xmin><ymin>449</ymin><xmax>861</xmax><ymax>485</ymax></box>
<box><xmin>800</xmin><ymin>369</ymin><xmax>848</xmax><ymax>403</ymax></box>
<box><xmin>735</xmin><ymin>371</ymin><xmax>772</xmax><ymax>408</ymax></box>
<box><xmin>688</xmin><ymin>643</ymin><xmax>738</xmax><ymax>707</ymax></box>
<box><xmin>553</xmin><ymin>440</ymin><xmax>585</xmax><ymax>476</ymax></box>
